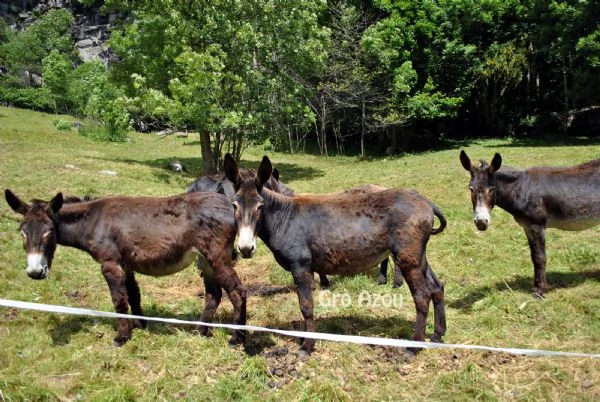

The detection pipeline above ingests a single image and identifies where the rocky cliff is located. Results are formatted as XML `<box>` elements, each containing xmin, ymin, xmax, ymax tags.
<box><xmin>0</xmin><ymin>0</ymin><xmax>118</xmax><ymax>63</ymax></box>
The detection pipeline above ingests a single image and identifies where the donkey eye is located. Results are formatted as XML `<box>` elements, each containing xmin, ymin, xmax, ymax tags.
<box><xmin>488</xmin><ymin>186</ymin><xmax>496</xmax><ymax>193</ymax></box>
<box><xmin>20</xmin><ymin>230</ymin><xmax>27</xmax><ymax>238</ymax></box>
<box><xmin>42</xmin><ymin>230</ymin><xmax>52</xmax><ymax>239</ymax></box>
<box><xmin>468</xmin><ymin>186</ymin><xmax>474</xmax><ymax>193</ymax></box>
<box><xmin>232</xmin><ymin>201</ymin><xmax>239</xmax><ymax>211</ymax></box>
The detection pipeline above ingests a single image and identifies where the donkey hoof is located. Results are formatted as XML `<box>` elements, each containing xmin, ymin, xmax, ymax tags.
<box><xmin>429</xmin><ymin>333</ymin><xmax>443</xmax><ymax>343</ymax></box>
<box><xmin>377</xmin><ymin>276</ymin><xmax>387</xmax><ymax>286</ymax></box>
<box><xmin>403</xmin><ymin>348</ymin><xmax>417</xmax><ymax>360</ymax></box>
<box><xmin>530</xmin><ymin>287</ymin><xmax>545</xmax><ymax>299</ymax></box>
<box><xmin>228</xmin><ymin>334</ymin><xmax>246</xmax><ymax>346</ymax></box>
<box><xmin>192</xmin><ymin>326</ymin><xmax>211</xmax><ymax>337</ymax></box>
<box><xmin>298</xmin><ymin>349</ymin><xmax>311</xmax><ymax>361</ymax></box>
<box><xmin>111</xmin><ymin>337</ymin><xmax>128</xmax><ymax>347</ymax></box>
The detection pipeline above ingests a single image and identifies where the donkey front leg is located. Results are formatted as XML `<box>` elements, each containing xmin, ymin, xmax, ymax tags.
<box><xmin>523</xmin><ymin>224</ymin><xmax>547</xmax><ymax>297</ymax></box>
<box><xmin>214</xmin><ymin>264</ymin><xmax>247</xmax><ymax>345</ymax></box>
<box><xmin>196</xmin><ymin>263</ymin><xmax>223</xmax><ymax>338</ymax></box>
<box><xmin>101</xmin><ymin>261</ymin><xmax>132</xmax><ymax>346</ymax></box>
<box><xmin>292</xmin><ymin>269</ymin><xmax>317</xmax><ymax>356</ymax></box>
<box><xmin>125</xmin><ymin>270</ymin><xmax>147</xmax><ymax>330</ymax></box>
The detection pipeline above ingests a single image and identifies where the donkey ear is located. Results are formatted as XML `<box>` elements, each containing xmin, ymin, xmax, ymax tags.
<box><xmin>459</xmin><ymin>150</ymin><xmax>472</xmax><ymax>171</ymax></box>
<box><xmin>256</xmin><ymin>155</ymin><xmax>273</xmax><ymax>189</ymax></box>
<box><xmin>49</xmin><ymin>193</ymin><xmax>64</xmax><ymax>215</ymax></box>
<box><xmin>5</xmin><ymin>189</ymin><xmax>29</xmax><ymax>215</ymax></box>
<box><xmin>489</xmin><ymin>153</ymin><xmax>502</xmax><ymax>173</ymax></box>
<box><xmin>272</xmin><ymin>168</ymin><xmax>280</xmax><ymax>181</ymax></box>
<box><xmin>223</xmin><ymin>153</ymin><xmax>242</xmax><ymax>189</ymax></box>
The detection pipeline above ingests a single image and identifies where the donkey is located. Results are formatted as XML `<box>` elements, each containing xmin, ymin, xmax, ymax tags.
<box><xmin>188</xmin><ymin>169</ymin><xmax>394</xmax><ymax>289</ymax></box>
<box><xmin>343</xmin><ymin>184</ymin><xmax>404</xmax><ymax>288</ymax></box>
<box><xmin>459</xmin><ymin>151</ymin><xmax>600</xmax><ymax>296</ymax></box>
<box><xmin>4</xmin><ymin>189</ymin><xmax>246</xmax><ymax>347</ymax></box>
<box><xmin>223</xmin><ymin>154</ymin><xmax>447</xmax><ymax>356</ymax></box>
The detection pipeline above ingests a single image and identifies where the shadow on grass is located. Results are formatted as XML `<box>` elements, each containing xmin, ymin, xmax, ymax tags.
<box><xmin>449</xmin><ymin>269</ymin><xmax>600</xmax><ymax>310</ymax></box>
<box><xmin>481</xmin><ymin>135</ymin><xmax>600</xmax><ymax>149</ymax></box>
<box><xmin>90</xmin><ymin>155</ymin><xmax>326</xmax><ymax>185</ymax></box>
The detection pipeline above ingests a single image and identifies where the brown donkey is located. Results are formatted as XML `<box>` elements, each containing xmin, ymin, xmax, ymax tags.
<box><xmin>460</xmin><ymin>151</ymin><xmax>600</xmax><ymax>296</ymax></box>
<box><xmin>4</xmin><ymin>189</ymin><xmax>246</xmax><ymax>346</ymax></box>
<box><xmin>223</xmin><ymin>154</ymin><xmax>447</xmax><ymax>357</ymax></box>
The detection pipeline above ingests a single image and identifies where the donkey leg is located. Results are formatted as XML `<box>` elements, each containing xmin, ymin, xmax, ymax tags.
<box><xmin>397</xmin><ymin>254</ymin><xmax>431</xmax><ymax>356</ymax></box>
<box><xmin>214</xmin><ymin>264</ymin><xmax>247</xmax><ymax>345</ymax></box>
<box><xmin>377</xmin><ymin>258</ymin><xmax>388</xmax><ymax>285</ymax></box>
<box><xmin>195</xmin><ymin>263</ymin><xmax>223</xmax><ymax>338</ymax></box>
<box><xmin>424</xmin><ymin>262</ymin><xmax>446</xmax><ymax>342</ymax></box>
<box><xmin>292</xmin><ymin>269</ymin><xmax>317</xmax><ymax>356</ymax></box>
<box><xmin>101</xmin><ymin>261</ymin><xmax>132</xmax><ymax>346</ymax></box>
<box><xmin>393</xmin><ymin>258</ymin><xmax>404</xmax><ymax>288</ymax></box>
<box><xmin>524</xmin><ymin>225</ymin><xmax>547</xmax><ymax>297</ymax></box>
<box><xmin>124</xmin><ymin>271</ymin><xmax>146</xmax><ymax>329</ymax></box>
<box><xmin>318</xmin><ymin>273</ymin><xmax>330</xmax><ymax>290</ymax></box>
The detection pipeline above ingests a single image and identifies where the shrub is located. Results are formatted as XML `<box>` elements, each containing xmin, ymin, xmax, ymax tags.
<box><xmin>52</xmin><ymin>119</ymin><xmax>72</xmax><ymax>131</ymax></box>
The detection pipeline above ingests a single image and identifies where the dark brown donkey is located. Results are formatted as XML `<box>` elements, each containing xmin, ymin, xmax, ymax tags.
<box><xmin>223</xmin><ymin>154</ymin><xmax>447</xmax><ymax>356</ymax></box>
<box><xmin>459</xmin><ymin>151</ymin><xmax>600</xmax><ymax>296</ymax></box>
<box><xmin>4</xmin><ymin>189</ymin><xmax>246</xmax><ymax>346</ymax></box>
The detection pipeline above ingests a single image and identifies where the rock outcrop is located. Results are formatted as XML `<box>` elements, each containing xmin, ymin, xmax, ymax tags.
<box><xmin>0</xmin><ymin>0</ymin><xmax>118</xmax><ymax>64</ymax></box>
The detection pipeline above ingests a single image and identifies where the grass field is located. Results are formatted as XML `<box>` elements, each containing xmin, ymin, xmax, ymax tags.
<box><xmin>1</xmin><ymin>105</ymin><xmax>600</xmax><ymax>401</ymax></box>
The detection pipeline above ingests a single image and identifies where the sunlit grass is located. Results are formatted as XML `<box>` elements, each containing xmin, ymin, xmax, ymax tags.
<box><xmin>1</xmin><ymin>106</ymin><xmax>600</xmax><ymax>400</ymax></box>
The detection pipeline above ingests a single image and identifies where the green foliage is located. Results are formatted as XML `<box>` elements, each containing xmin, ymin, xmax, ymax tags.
<box><xmin>0</xmin><ymin>84</ymin><xmax>55</xmax><ymax>111</ymax></box>
<box><xmin>52</xmin><ymin>119</ymin><xmax>72</xmax><ymax>131</ymax></box>
<box><xmin>0</xmin><ymin>9</ymin><xmax>74</xmax><ymax>81</ymax></box>
<box><xmin>78</xmin><ymin>119</ymin><xmax>127</xmax><ymax>142</ymax></box>
<box><xmin>42</xmin><ymin>49</ymin><xmax>72</xmax><ymax>111</ymax></box>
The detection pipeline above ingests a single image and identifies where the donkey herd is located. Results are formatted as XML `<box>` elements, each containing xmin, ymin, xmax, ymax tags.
<box><xmin>4</xmin><ymin>150</ymin><xmax>600</xmax><ymax>357</ymax></box>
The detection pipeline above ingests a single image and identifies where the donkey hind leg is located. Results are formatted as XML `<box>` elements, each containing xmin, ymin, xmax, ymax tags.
<box><xmin>125</xmin><ymin>270</ymin><xmax>147</xmax><ymax>330</ymax></box>
<box><xmin>424</xmin><ymin>262</ymin><xmax>446</xmax><ymax>343</ymax></box>
<box><xmin>395</xmin><ymin>252</ymin><xmax>432</xmax><ymax>357</ymax></box>
<box><xmin>524</xmin><ymin>224</ymin><xmax>547</xmax><ymax>297</ymax></box>
<box><xmin>101</xmin><ymin>261</ymin><xmax>133</xmax><ymax>347</ymax></box>
<box><xmin>318</xmin><ymin>273</ymin><xmax>330</xmax><ymax>290</ymax></box>
<box><xmin>392</xmin><ymin>258</ymin><xmax>404</xmax><ymax>288</ymax></box>
<box><xmin>292</xmin><ymin>269</ymin><xmax>317</xmax><ymax>357</ymax></box>
<box><xmin>377</xmin><ymin>258</ymin><xmax>388</xmax><ymax>285</ymax></box>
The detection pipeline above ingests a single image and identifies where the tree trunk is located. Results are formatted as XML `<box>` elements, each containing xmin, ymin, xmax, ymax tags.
<box><xmin>200</xmin><ymin>130</ymin><xmax>216</xmax><ymax>174</ymax></box>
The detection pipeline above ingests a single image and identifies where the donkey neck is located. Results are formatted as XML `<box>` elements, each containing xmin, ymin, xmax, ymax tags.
<box><xmin>258</xmin><ymin>187</ymin><xmax>295</xmax><ymax>242</ymax></box>
<box><xmin>54</xmin><ymin>202</ymin><xmax>94</xmax><ymax>251</ymax></box>
<box><xmin>494</xmin><ymin>167</ymin><xmax>524</xmax><ymax>213</ymax></box>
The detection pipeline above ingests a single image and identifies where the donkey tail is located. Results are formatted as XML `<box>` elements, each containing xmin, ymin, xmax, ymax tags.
<box><xmin>431</xmin><ymin>203</ymin><xmax>447</xmax><ymax>235</ymax></box>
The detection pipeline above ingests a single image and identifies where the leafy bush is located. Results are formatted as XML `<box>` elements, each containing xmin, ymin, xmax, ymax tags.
<box><xmin>52</xmin><ymin>119</ymin><xmax>72</xmax><ymax>131</ymax></box>
<box><xmin>0</xmin><ymin>85</ymin><xmax>55</xmax><ymax>112</ymax></box>
<box><xmin>78</xmin><ymin>120</ymin><xmax>127</xmax><ymax>142</ymax></box>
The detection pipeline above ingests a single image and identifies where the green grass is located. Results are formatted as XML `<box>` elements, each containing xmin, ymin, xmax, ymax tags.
<box><xmin>1</xmin><ymin>105</ymin><xmax>600</xmax><ymax>401</ymax></box>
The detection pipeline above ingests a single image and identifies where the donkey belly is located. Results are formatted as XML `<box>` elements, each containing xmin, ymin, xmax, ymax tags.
<box><xmin>548</xmin><ymin>218</ymin><xmax>600</xmax><ymax>231</ymax></box>
<box><xmin>317</xmin><ymin>249</ymin><xmax>391</xmax><ymax>276</ymax></box>
<box><xmin>133</xmin><ymin>248</ymin><xmax>198</xmax><ymax>276</ymax></box>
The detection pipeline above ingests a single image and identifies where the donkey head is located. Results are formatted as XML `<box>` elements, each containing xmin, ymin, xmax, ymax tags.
<box><xmin>5</xmin><ymin>189</ymin><xmax>63</xmax><ymax>279</ymax></box>
<box><xmin>224</xmin><ymin>154</ymin><xmax>273</xmax><ymax>258</ymax></box>
<box><xmin>459</xmin><ymin>151</ymin><xmax>502</xmax><ymax>230</ymax></box>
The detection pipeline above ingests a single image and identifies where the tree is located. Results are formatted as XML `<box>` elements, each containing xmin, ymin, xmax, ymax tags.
<box><xmin>106</xmin><ymin>0</ymin><xmax>328</xmax><ymax>173</ymax></box>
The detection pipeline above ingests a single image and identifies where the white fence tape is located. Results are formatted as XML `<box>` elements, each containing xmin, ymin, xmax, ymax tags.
<box><xmin>1</xmin><ymin>298</ymin><xmax>599</xmax><ymax>359</ymax></box>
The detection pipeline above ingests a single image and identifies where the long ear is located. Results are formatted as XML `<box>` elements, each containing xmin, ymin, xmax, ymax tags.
<box><xmin>48</xmin><ymin>192</ymin><xmax>64</xmax><ymax>215</ymax></box>
<box><xmin>489</xmin><ymin>153</ymin><xmax>502</xmax><ymax>173</ymax></box>
<box><xmin>272</xmin><ymin>168</ymin><xmax>280</xmax><ymax>181</ymax></box>
<box><xmin>459</xmin><ymin>150</ymin><xmax>472</xmax><ymax>171</ymax></box>
<box><xmin>256</xmin><ymin>155</ymin><xmax>273</xmax><ymax>189</ymax></box>
<box><xmin>5</xmin><ymin>189</ymin><xmax>29</xmax><ymax>215</ymax></box>
<box><xmin>223</xmin><ymin>153</ymin><xmax>242</xmax><ymax>190</ymax></box>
